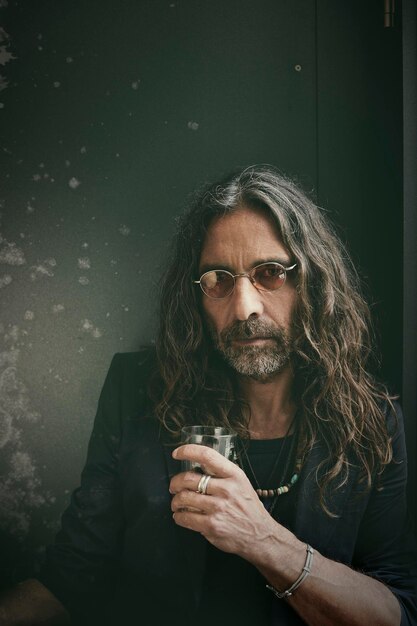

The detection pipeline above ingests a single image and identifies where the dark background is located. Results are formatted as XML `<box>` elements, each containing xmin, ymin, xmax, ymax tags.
<box><xmin>0</xmin><ymin>0</ymin><xmax>415</xmax><ymax>584</ymax></box>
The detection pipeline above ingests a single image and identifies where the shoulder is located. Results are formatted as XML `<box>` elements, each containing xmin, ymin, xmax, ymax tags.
<box><xmin>109</xmin><ymin>346</ymin><xmax>157</xmax><ymax>374</ymax></box>
<box><xmin>106</xmin><ymin>346</ymin><xmax>157</xmax><ymax>386</ymax></box>
<box><xmin>100</xmin><ymin>346</ymin><xmax>157</xmax><ymax>419</ymax></box>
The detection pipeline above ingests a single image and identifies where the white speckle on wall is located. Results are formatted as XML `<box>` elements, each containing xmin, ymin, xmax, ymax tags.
<box><xmin>0</xmin><ymin>274</ymin><xmax>12</xmax><ymax>288</ymax></box>
<box><xmin>29</xmin><ymin>258</ymin><xmax>56</xmax><ymax>280</ymax></box>
<box><xmin>68</xmin><ymin>177</ymin><xmax>81</xmax><ymax>189</ymax></box>
<box><xmin>119</xmin><ymin>224</ymin><xmax>130</xmax><ymax>236</ymax></box>
<box><xmin>80</xmin><ymin>319</ymin><xmax>102</xmax><ymax>339</ymax></box>
<box><xmin>23</xmin><ymin>311</ymin><xmax>35</xmax><ymax>321</ymax></box>
<box><xmin>27</xmin><ymin>202</ymin><xmax>35</xmax><ymax>213</ymax></box>
<box><xmin>66</xmin><ymin>56</ymin><xmax>73</xmax><ymax>63</ymax></box>
<box><xmin>187</xmin><ymin>121</ymin><xmax>199</xmax><ymax>130</ymax></box>
<box><xmin>78</xmin><ymin>276</ymin><xmax>89</xmax><ymax>285</ymax></box>
<box><xmin>77</xmin><ymin>257</ymin><xmax>90</xmax><ymax>270</ymax></box>
<box><xmin>0</xmin><ymin>27</ymin><xmax>10</xmax><ymax>44</ymax></box>
<box><xmin>0</xmin><ymin>45</ymin><xmax>15</xmax><ymax>66</ymax></box>
<box><xmin>51</xmin><ymin>304</ymin><xmax>65</xmax><ymax>314</ymax></box>
<box><xmin>53</xmin><ymin>81</ymin><xmax>60</xmax><ymax>88</ymax></box>
<box><xmin>80</xmin><ymin>146</ymin><xmax>87</xmax><ymax>154</ymax></box>
<box><xmin>32</xmin><ymin>173</ymin><xmax>41</xmax><ymax>182</ymax></box>
<box><xmin>131</xmin><ymin>80</ymin><xmax>140</xmax><ymax>90</ymax></box>
<box><xmin>0</xmin><ymin>241</ymin><xmax>26</xmax><ymax>266</ymax></box>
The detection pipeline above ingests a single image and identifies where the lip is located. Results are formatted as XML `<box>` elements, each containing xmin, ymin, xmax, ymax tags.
<box><xmin>233</xmin><ymin>337</ymin><xmax>273</xmax><ymax>345</ymax></box>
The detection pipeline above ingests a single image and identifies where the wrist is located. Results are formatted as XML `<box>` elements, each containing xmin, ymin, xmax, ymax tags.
<box><xmin>250</xmin><ymin>523</ymin><xmax>307</xmax><ymax>589</ymax></box>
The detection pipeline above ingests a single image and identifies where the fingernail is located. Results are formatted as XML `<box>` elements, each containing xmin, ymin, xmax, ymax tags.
<box><xmin>172</xmin><ymin>449</ymin><xmax>178</xmax><ymax>459</ymax></box>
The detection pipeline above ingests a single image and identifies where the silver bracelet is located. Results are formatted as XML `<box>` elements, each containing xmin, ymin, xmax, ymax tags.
<box><xmin>266</xmin><ymin>544</ymin><xmax>314</xmax><ymax>599</ymax></box>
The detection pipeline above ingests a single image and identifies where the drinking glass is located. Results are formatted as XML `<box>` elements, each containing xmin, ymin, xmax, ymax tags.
<box><xmin>180</xmin><ymin>425</ymin><xmax>237</xmax><ymax>472</ymax></box>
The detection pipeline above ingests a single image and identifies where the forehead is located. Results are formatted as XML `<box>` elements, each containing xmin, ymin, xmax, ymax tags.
<box><xmin>199</xmin><ymin>206</ymin><xmax>289</xmax><ymax>269</ymax></box>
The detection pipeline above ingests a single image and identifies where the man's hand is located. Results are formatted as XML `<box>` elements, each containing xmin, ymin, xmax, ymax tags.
<box><xmin>169</xmin><ymin>443</ymin><xmax>287</xmax><ymax>564</ymax></box>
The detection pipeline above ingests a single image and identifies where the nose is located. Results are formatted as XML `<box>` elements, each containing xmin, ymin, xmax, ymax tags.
<box><xmin>229</xmin><ymin>275</ymin><xmax>264</xmax><ymax>321</ymax></box>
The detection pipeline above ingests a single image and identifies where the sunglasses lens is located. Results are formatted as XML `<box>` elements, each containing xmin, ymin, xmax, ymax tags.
<box><xmin>200</xmin><ymin>270</ymin><xmax>234</xmax><ymax>298</ymax></box>
<box><xmin>253</xmin><ymin>263</ymin><xmax>286</xmax><ymax>290</ymax></box>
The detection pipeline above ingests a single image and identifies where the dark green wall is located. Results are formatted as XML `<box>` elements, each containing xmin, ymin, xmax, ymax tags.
<box><xmin>0</xmin><ymin>0</ymin><xmax>409</xmax><ymax>584</ymax></box>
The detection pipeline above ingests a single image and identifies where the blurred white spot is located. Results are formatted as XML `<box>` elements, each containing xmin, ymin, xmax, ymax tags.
<box><xmin>0</xmin><ymin>242</ymin><xmax>26</xmax><ymax>266</ymax></box>
<box><xmin>53</xmin><ymin>81</ymin><xmax>60</xmax><ymax>88</ymax></box>
<box><xmin>32</xmin><ymin>173</ymin><xmax>41</xmax><ymax>181</ymax></box>
<box><xmin>23</xmin><ymin>311</ymin><xmax>34</xmax><ymax>321</ymax></box>
<box><xmin>26</xmin><ymin>203</ymin><xmax>35</xmax><ymax>213</ymax></box>
<box><xmin>65</xmin><ymin>160</ymin><xmax>70</xmax><ymax>167</ymax></box>
<box><xmin>131</xmin><ymin>80</ymin><xmax>140</xmax><ymax>90</ymax></box>
<box><xmin>110</xmin><ymin>259</ymin><xmax>117</xmax><ymax>266</ymax></box>
<box><xmin>30</xmin><ymin>258</ymin><xmax>56</xmax><ymax>280</ymax></box>
<box><xmin>119</xmin><ymin>224</ymin><xmax>130</xmax><ymax>236</ymax></box>
<box><xmin>80</xmin><ymin>319</ymin><xmax>102</xmax><ymax>339</ymax></box>
<box><xmin>77</xmin><ymin>257</ymin><xmax>90</xmax><ymax>270</ymax></box>
<box><xmin>68</xmin><ymin>177</ymin><xmax>81</xmax><ymax>189</ymax></box>
<box><xmin>0</xmin><ymin>274</ymin><xmax>12</xmax><ymax>288</ymax></box>
<box><xmin>187</xmin><ymin>121</ymin><xmax>199</xmax><ymax>131</ymax></box>
<box><xmin>0</xmin><ymin>27</ymin><xmax>10</xmax><ymax>43</ymax></box>
<box><xmin>51</xmin><ymin>304</ymin><xmax>65</xmax><ymax>314</ymax></box>
<box><xmin>0</xmin><ymin>46</ymin><xmax>16</xmax><ymax>66</ymax></box>
<box><xmin>39</xmin><ymin>163</ymin><xmax>44</xmax><ymax>168</ymax></box>
<box><xmin>81</xmin><ymin>242</ymin><xmax>89</xmax><ymax>249</ymax></box>
<box><xmin>80</xmin><ymin>146</ymin><xmax>87</xmax><ymax>154</ymax></box>
<box><xmin>37</xmin><ymin>33</ymin><xmax>42</xmax><ymax>40</ymax></box>
<box><xmin>66</xmin><ymin>56</ymin><xmax>73</xmax><ymax>63</ymax></box>
<box><xmin>78</xmin><ymin>276</ymin><xmax>89</xmax><ymax>285</ymax></box>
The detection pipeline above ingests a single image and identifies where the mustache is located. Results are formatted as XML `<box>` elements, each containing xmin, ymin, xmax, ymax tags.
<box><xmin>220</xmin><ymin>318</ymin><xmax>285</xmax><ymax>343</ymax></box>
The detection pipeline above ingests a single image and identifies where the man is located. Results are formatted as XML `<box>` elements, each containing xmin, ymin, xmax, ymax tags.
<box><xmin>1</xmin><ymin>165</ymin><xmax>416</xmax><ymax>625</ymax></box>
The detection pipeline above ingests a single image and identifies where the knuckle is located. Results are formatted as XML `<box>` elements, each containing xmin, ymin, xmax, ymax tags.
<box><xmin>184</xmin><ymin>472</ymin><xmax>198</xmax><ymax>488</ymax></box>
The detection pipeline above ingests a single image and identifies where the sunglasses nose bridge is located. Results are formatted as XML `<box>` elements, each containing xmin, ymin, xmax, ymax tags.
<box><xmin>231</xmin><ymin>271</ymin><xmax>258</xmax><ymax>292</ymax></box>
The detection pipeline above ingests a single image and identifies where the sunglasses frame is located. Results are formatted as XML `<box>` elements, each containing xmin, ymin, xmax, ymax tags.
<box><xmin>193</xmin><ymin>261</ymin><xmax>297</xmax><ymax>299</ymax></box>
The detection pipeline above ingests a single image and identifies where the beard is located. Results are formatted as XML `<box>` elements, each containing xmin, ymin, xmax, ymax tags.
<box><xmin>206</xmin><ymin>316</ymin><xmax>294</xmax><ymax>382</ymax></box>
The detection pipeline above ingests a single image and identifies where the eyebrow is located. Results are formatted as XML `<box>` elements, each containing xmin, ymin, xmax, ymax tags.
<box><xmin>198</xmin><ymin>257</ymin><xmax>294</xmax><ymax>275</ymax></box>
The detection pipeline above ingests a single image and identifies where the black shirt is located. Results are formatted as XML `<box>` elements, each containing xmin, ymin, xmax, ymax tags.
<box><xmin>198</xmin><ymin>436</ymin><xmax>305</xmax><ymax>626</ymax></box>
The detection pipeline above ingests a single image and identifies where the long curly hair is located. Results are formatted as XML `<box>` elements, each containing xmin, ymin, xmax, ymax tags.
<box><xmin>150</xmin><ymin>165</ymin><xmax>394</xmax><ymax>514</ymax></box>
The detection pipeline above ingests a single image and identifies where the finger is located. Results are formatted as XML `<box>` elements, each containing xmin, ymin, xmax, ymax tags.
<box><xmin>172</xmin><ymin>444</ymin><xmax>242</xmax><ymax>479</ymax></box>
<box><xmin>172</xmin><ymin>508</ymin><xmax>210</xmax><ymax>533</ymax></box>
<box><xmin>171</xmin><ymin>490</ymin><xmax>218</xmax><ymax>514</ymax></box>
<box><xmin>170</xmin><ymin>470</ymin><xmax>204</xmax><ymax>494</ymax></box>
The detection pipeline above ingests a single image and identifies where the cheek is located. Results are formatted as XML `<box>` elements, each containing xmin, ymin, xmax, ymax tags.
<box><xmin>202</xmin><ymin>300</ymin><xmax>226</xmax><ymax>335</ymax></box>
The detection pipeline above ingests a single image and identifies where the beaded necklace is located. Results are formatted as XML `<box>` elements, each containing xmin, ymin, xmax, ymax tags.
<box><xmin>237</xmin><ymin>418</ymin><xmax>304</xmax><ymax>514</ymax></box>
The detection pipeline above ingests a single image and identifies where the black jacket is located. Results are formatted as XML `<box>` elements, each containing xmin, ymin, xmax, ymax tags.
<box><xmin>39</xmin><ymin>351</ymin><xmax>417</xmax><ymax>625</ymax></box>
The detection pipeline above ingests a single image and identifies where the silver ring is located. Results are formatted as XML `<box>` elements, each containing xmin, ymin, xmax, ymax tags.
<box><xmin>196</xmin><ymin>474</ymin><xmax>211</xmax><ymax>495</ymax></box>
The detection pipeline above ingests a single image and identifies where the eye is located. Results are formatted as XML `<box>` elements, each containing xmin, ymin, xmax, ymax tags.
<box><xmin>254</xmin><ymin>263</ymin><xmax>286</xmax><ymax>290</ymax></box>
<box><xmin>256</xmin><ymin>264</ymin><xmax>284</xmax><ymax>278</ymax></box>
